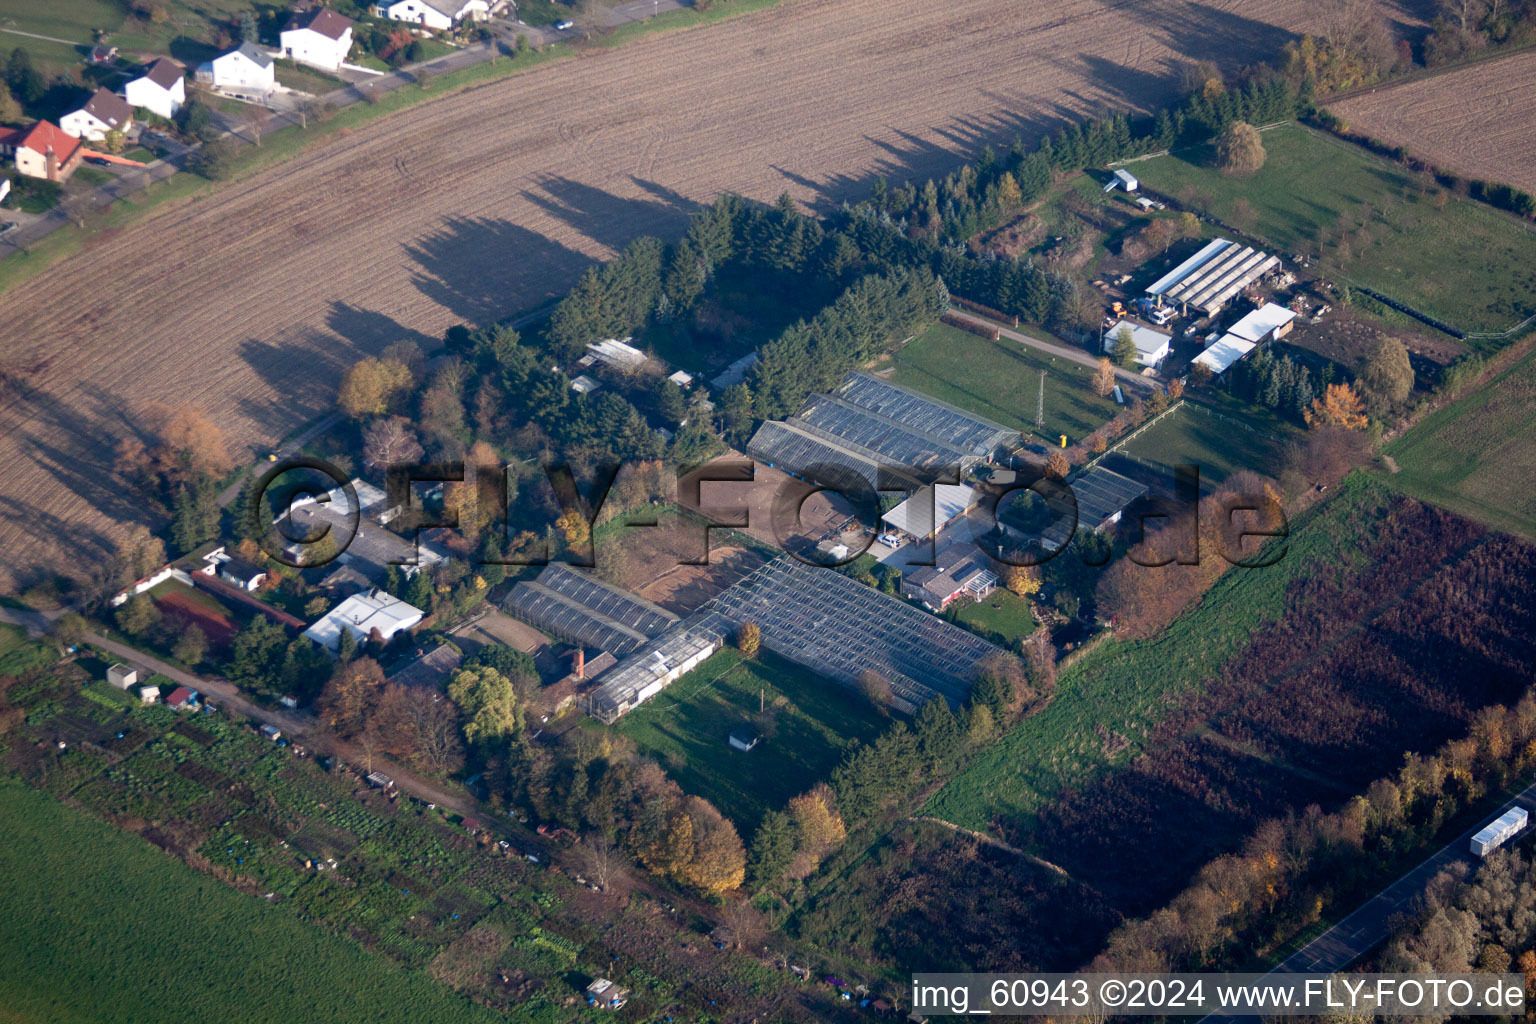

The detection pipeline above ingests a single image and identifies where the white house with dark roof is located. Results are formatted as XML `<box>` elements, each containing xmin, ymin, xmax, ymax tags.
<box><xmin>280</xmin><ymin>8</ymin><xmax>355</xmax><ymax>71</ymax></box>
<box><xmin>59</xmin><ymin>88</ymin><xmax>134</xmax><ymax>142</ymax></box>
<box><xmin>379</xmin><ymin>0</ymin><xmax>488</xmax><ymax>30</ymax></box>
<box><xmin>124</xmin><ymin>59</ymin><xmax>185</xmax><ymax>120</ymax></box>
<box><xmin>201</xmin><ymin>42</ymin><xmax>276</xmax><ymax>94</ymax></box>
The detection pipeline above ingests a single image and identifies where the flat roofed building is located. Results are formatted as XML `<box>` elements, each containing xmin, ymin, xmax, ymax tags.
<box><xmin>586</xmin><ymin>625</ymin><xmax>723</xmax><ymax>724</ymax></box>
<box><xmin>1193</xmin><ymin>334</ymin><xmax>1257</xmax><ymax>375</ymax></box>
<box><xmin>1102</xmin><ymin>320</ymin><xmax>1172</xmax><ymax>367</ymax></box>
<box><xmin>881</xmin><ymin>483</ymin><xmax>978</xmax><ymax>539</ymax></box>
<box><xmin>1146</xmin><ymin>238</ymin><xmax>1280</xmax><ymax>316</ymax></box>
<box><xmin>1226</xmin><ymin>301</ymin><xmax>1298</xmax><ymax>343</ymax></box>
<box><xmin>901</xmin><ymin>540</ymin><xmax>999</xmax><ymax>612</ymax></box>
<box><xmin>303</xmin><ymin>588</ymin><xmax>424</xmax><ymax>652</ymax></box>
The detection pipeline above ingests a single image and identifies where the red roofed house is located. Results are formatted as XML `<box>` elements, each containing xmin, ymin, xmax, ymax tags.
<box><xmin>60</xmin><ymin>88</ymin><xmax>135</xmax><ymax>142</ymax></box>
<box><xmin>0</xmin><ymin>121</ymin><xmax>85</xmax><ymax>182</ymax></box>
<box><xmin>280</xmin><ymin>8</ymin><xmax>355</xmax><ymax>71</ymax></box>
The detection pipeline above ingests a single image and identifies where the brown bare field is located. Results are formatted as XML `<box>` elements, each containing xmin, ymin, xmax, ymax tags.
<box><xmin>0</xmin><ymin>0</ymin><xmax>1332</xmax><ymax>590</ymax></box>
<box><xmin>1331</xmin><ymin>50</ymin><xmax>1536</xmax><ymax>196</ymax></box>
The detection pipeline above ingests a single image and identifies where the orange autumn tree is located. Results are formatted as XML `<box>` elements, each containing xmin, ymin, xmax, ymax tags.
<box><xmin>1304</xmin><ymin>382</ymin><xmax>1368</xmax><ymax>430</ymax></box>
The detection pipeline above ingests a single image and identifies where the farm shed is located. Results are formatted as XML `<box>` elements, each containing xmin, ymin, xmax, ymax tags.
<box><xmin>901</xmin><ymin>539</ymin><xmax>999</xmax><ymax>612</ymax></box>
<box><xmin>583</xmin><ymin>338</ymin><xmax>647</xmax><ymax>370</ymax></box>
<box><xmin>711</xmin><ymin>351</ymin><xmax>759</xmax><ymax>389</ymax></box>
<box><xmin>503</xmin><ymin>564</ymin><xmax>678</xmax><ymax>659</ymax></box>
<box><xmin>728</xmin><ymin>726</ymin><xmax>761</xmax><ymax>752</ymax></box>
<box><xmin>1102</xmin><ymin>321</ymin><xmax>1171</xmax><ymax>367</ymax></box>
<box><xmin>302</xmin><ymin>588</ymin><xmax>424</xmax><ymax>653</ymax></box>
<box><xmin>1225</xmin><ymin>301</ymin><xmax>1298</xmax><ymax>343</ymax></box>
<box><xmin>165</xmin><ymin>686</ymin><xmax>199</xmax><ymax>709</ymax></box>
<box><xmin>1146</xmin><ymin>238</ymin><xmax>1280</xmax><ymax>316</ymax></box>
<box><xmin>883</xmin><ymin>484</ymin><xmax>978</xmax><ymax>540</ymax></box>
<box><xmin>1039</xmin><ymin>466</ymin><xmax>1148</xmax><ymax>551</ymax></box>
<box><xmin>138</xmin><ymin>685</ymin><xmax>160</xmax><ymax>704</ymax></box>
<box><xmin>699</xmin><ymin>556</ymin><xmax>1003</xmax><ymax>712</ymax></box>
<box><xmin>106</xmin><ymin>664</ymin><xmax>138</xmax><ymax>689</ymax></box>
<box><xmin>1193</xmin><ymin>334</ymin><xmax>1257</xmax><ymax>375</ymax></box>
<box><xmin>586</xmin><ymin>625</ymin><xmax>723</xmax><ymax>724</ymax></box>
<box><xmin>570</xmin><ymin>375</ymin><xmax>601</xmax><ymax>394</ymax></box>
<box><xmin>1102</xmin><ymin>168</ymin><xmax>1138</xmax><ymax>192</ymax></box>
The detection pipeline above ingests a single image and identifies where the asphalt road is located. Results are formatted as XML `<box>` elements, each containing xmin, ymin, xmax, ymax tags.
<box><xmin>1202</xmin><ymin>777</ymin><xmax>1536</xmax><ymax>1022</ymax></box>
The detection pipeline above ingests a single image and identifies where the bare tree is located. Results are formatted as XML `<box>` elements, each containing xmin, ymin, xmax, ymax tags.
<box><xmin>363</xmin><ymin>416</ymin><xmax>424</xmax><ymax>470</ymax></box>
<box><xmin>581</xmin><ymin>832</ymin><xmax>621</xmax><ymax>892</ymax></box>
<box><xmin>244</xmin><ymin>104</ymin><xmax>270</xmax><ymax>147</ymax></box>
<box><xmin>721</xmin><ymin>898</ymin><xmax>764</xmax><ymax>950</ymax></box>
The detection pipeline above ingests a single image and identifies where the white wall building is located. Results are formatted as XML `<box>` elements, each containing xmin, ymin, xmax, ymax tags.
<box><xmin>202</xmin><ymin>43</ymin><xmax>277</xmax><ymax>95</ymax></box>
<box><xmin>124</xmin><ymin>59</ymin><xmax>186</xmax><ymax>120</ymax></box>
<box><xmin>60</xmin><ymin>88</ymin><xmax>134</xmax><ymax>142</ymax></box>
<box><xmin>379</xmin><ymin>0</ymin><xmax>488</xmax><ymax>30</ymax></box>
<box><xmin>280</xmin><ymin>8</ymin><xmax>355</xmax><ymax>71</ymax></box>
<box><xmin>303</xmin><ymin>588</ymin><xmax>424</xmax><ymax>652</ymax></box>
<box><xmin>1103</xmin><ymin>320</ymin><xmax>1171</xmax><ymax>368</ymax></box>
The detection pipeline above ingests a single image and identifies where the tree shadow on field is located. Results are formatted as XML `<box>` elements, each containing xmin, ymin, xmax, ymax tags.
<box><xmin>404</xmin><ymin>216</ymin><xmax>593</xmax><ymax>325</ymax></box>
<box><xmin>7</xmin><ymin>387</ymin><xmax>150</xmax><ymax>532</ymax></box>
<box><xmin>520</xmin><ymin>174</ymin><xmax>694</xmax><ymax>254</ymax></box>
<box><xmin>1113</xmin><ymin>1</ymin><xmax>1300</xmax><ymax>69</ymax></box>
<box><xmin>234</xmin><ymin>335</ymin><xmax>357</xmax><ymax>442</ymax></box>
<box><xmin>325</xmin><ymin>303</ymin><xmax>438</xmax><ymax>355</ymax></box>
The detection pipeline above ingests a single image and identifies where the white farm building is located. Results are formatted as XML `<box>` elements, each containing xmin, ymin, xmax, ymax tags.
<box><xmin>303</xmin><ymin>588</ymin><xmax>424</xmax><ymax>652</ymax></box>
<box><xmin>1103</xmin><ymin>320</ymin><xmax>1171</xmax><ymax>367</ymax></box>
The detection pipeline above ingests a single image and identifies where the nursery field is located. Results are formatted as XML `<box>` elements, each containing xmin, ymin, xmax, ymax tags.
<box><xmin>887</xmin><ymin>322</ymin><xmax>1118</xmax><ymax>442</ymax></box>
<box><xmin>929</xmin><ymin>480</ymin><xmax>1536</xmax><ymax>921</ymax></box>
<box><xmin>0</xmin><ymin>777</ymin><xmax>502</xmax><ymax>1024</ymax></box>
<box><xmin>1132</xmin><ymin>123</ymin><xmax>1536</xmax><ymax>336</ymax></box>
<box><xmin>609</xmin><ymin>647</ymin><xmax>887</xmax><ymax>831</ymax></box>
<box><xmin>1383</xmin><ymin>345</ymin><xmax>1536</xmax><ymax>539</ymax></box>
<box><xmin>1118</xmin><ymin>401</ymin><xmax>1287</xmax><ymax>483</ymax></box>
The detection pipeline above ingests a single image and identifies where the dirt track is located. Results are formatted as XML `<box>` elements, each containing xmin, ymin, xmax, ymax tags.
<box><xmin>0</xmin><ymin>0</ymin><xmax>1331</xmax><ymax>589</ymax></box>
<box><xmin>1331</xmin><ymin>50</ymin><xmax>1536</xmax><ymax>196</ymax></box>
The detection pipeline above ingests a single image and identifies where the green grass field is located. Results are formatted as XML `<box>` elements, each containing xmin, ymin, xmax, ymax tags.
<box><xmin>1118</xmin><ymin>401</ymin><xmax>1290</xmax><ymax>483</ymax></box>
<box><xmin>924</xmin><ymin>476</ymin><xmax>1388</xmax><ymax>833</ymax></box>
<box><xmin>1382</xmin><ymin>345</ymin><xmax>1536</xmax><ymax>538</ymax></box>
<box><xmin>1131</xmin><ymin>123</ymin><xmax>1536</xmax><ymax>336</ymax></box>
<box><xmin>0</xmin><ymin>777</ymin><xmax>502</xmax><ymax>1024</ymax></box>
<box><xmin>888</xmin><ymin>322</ymin><xmax>1118</xmax><ymax>443</ymax></box>
<box><xmin>608</xmin><ymin>648</ymin><xmax>887</xmax><ymax>830</ymax></box>
<box><xmin>948</xmin><ymin>588</ymin><xmax>1036</xmax><ymax>648</ymax></box>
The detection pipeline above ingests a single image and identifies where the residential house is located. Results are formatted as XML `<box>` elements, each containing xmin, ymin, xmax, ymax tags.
<box><xmin>386</xmin><ymin>642</ymin><xmax>462</xmax><ymax>689</ymax></box>
<box><xmin>124</xmin><ymin>59</ymin><xmax>186</xmax><ymax>120</ymax></box>
<box><xmin>379</xmin><ymin>0</ymin><xmax>488</xmax><ymax>30</ymax></box>
<box><xmin>280</xmin><ymin>8</ymin><xmax>355</xmax><ymax>71</ymax></box>
<box><xmin>900</xmin><ymin>540</ymin><xmax>999</xmax><ymax>612</ymax></box>
<box><xmin>200</xmin><ymin>42</ymin><xmax>276</xmax><ymax>95</ymax></box>
<box><xmin>0</xmin><ymin>121</ymin><xmax>85</xmax><ymax>182</ymax></box>
<box><xmin>60</xmin><ymin>88</ymin><xmax>134</xmax><ymax>142</ymax></box>
<box><xmin>199</xmin><ymin>547</ymin><xmax>269</xmax><ymax>591</ymax></box>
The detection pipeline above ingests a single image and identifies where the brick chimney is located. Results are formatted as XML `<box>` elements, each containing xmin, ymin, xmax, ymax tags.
<box><xmin>45</xmin><ymin>145</ymin><xmax>57</xmax><ymax>182</ymax></box>
<box><xmin>573</xmin><ymin>648</ymin><xmax>585</xmax><ymax>680</ymax></box>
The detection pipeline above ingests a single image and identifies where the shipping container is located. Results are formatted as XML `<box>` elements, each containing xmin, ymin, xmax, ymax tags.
<box><xmin>1471</xmin><ymin>807</ymin><xmax>1528</xmax><ymax>857</ymax></box>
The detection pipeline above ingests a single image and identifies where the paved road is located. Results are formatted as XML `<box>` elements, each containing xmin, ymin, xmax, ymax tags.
<box><xmin>1202</xmin><ymin>778</ymin><xmax>1536</xmax><ymax>1022</ymax></box>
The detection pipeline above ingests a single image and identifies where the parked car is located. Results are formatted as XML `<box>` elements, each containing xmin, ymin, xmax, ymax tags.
<box><xmin>554</xmin><ymin>19</ymin><xmax>573</xmax><ymax>29</ymax></box>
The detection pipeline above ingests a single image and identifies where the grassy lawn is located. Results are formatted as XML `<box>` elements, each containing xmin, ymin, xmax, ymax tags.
<box><xmin>0</xmin><ymin>777</ymin><xmax>503</xmax><ymax>1024</ymax></box>
<box><xmin>274</xmin><ymin>60</ymin><xmax>343</xmax><ymax>95</ymax></box>
<box><xmin>1381</xmin><ymin>344</ymin><xmax>1536</xmax><ymax>538</ymax></box>
<box><xmin>887</xmin><ymin>322</ymin><xmax>1118</xmax><ymax>443</ymax></box>
<box><xmin>607</xmin><ymin>647</ymin><xmax>887</xmax><ymax>830</ymax></box>
<box><xmin>1118</xmin><ymin>400</ymin><xmax>1290</xmax><ymax>483</ymax></box>
<box><xmin>517</xmin><ymin>0</ymin><xmax>571</xmax><ymax>26</ymax></box>
<box><xmin>947</xmin><ymin>588</ymin><xmax>1036</xmax><ymax>648</ymax></box>
<box><xmin>0</xmin><ymin>0</ymin><xmax>249</xmax><ymax>74</ymax></box>
<box><xmin>1131</xmin><ymin>123</ymin><xmax>1536</xmax><ymax>337</ymax></box>
<box><xmin>924</xmin><ymin>475</ymin><xmax>1387</xmax><ymax>832</ymax></box>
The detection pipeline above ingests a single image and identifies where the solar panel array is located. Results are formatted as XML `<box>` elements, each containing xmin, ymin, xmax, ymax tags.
<box><xmin>502</xmin><ymin>564</ymin><xmax>678</xmax><ymax>657</ymax></box>
<box><xmin>699</xmin><ymin>556</ymin><xmax>1002</xmax><ymax>711</ymax></box>
<box><xmin>835</xmin><ymin>373</ymin><xmax>1017</xmax><ymax>456</ymax></box>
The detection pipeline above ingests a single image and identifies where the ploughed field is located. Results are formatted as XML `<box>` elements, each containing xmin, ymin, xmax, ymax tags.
<box><xmin>1331</xmin><ymin>50</ymin><xmax>1536</xmax><ymax>197</ymax></box>
<box><xmin>0</xmin><ymin>0</ymin><xmax>1328</xmax><ymax>589</ymax></box>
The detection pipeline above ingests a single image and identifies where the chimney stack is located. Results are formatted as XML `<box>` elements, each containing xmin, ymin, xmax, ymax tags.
<box><xmin>573</xmin><ymin>648</ymin><xmax>585</xmax><ymax>680</ymax></box>
<box><xmin>45</xmin><ymin>145</ymin><xmax>57</xmax><ymax>182</ymax></box>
